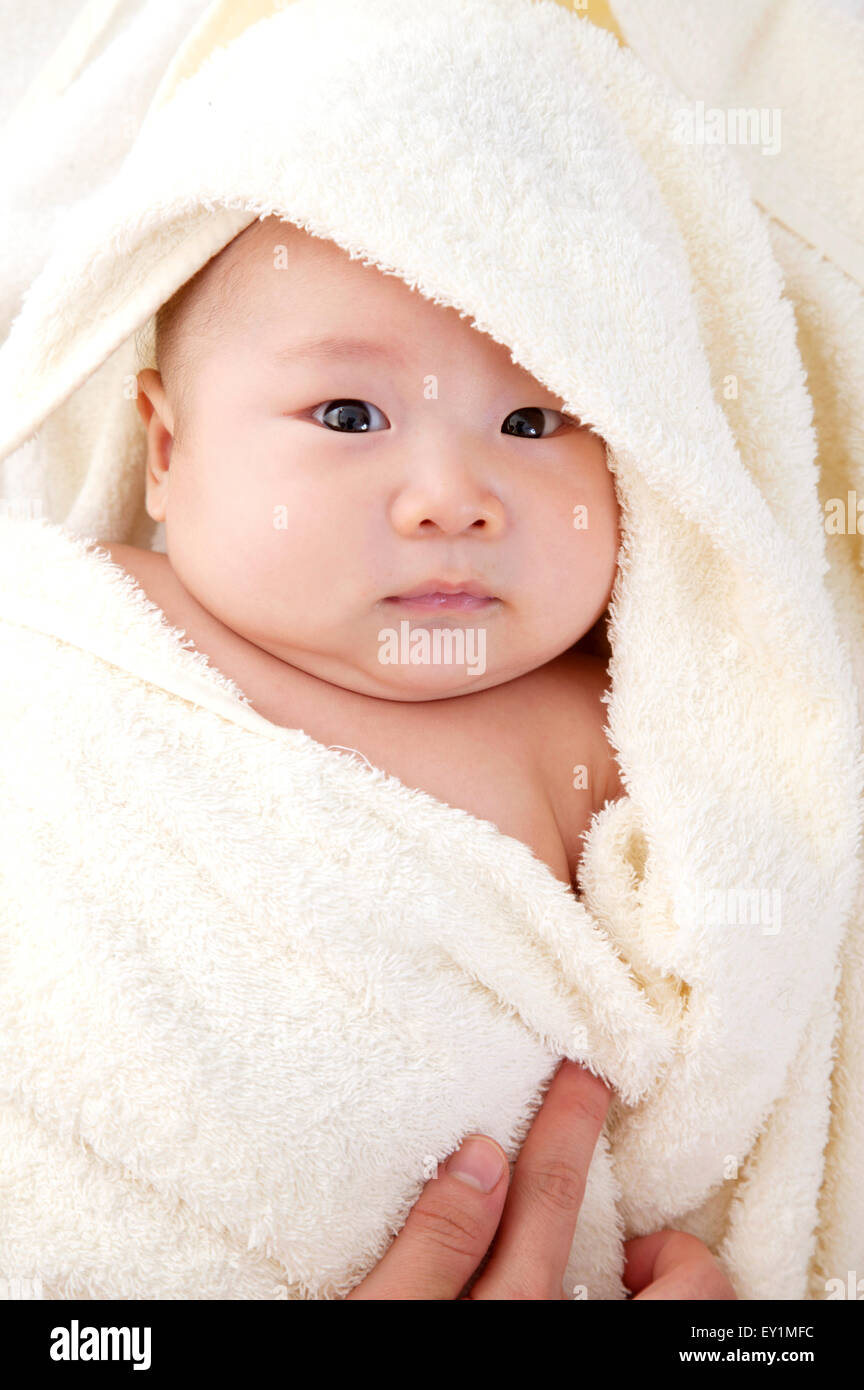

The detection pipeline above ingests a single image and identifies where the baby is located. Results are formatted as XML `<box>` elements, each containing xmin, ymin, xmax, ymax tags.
<box><xmin>96</xmin><ymin>215</ymin><xmax>623</xmax><ymax>889</ymax></box>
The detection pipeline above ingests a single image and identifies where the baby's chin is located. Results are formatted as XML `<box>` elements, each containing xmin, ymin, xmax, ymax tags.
<box><xmin>282</xmin><ymin>625</ymin><xmax>578</xmax><ymax>700</ymax></box>
<box><xmin>282</xmin><ymin>648</ymin><xmax>510</xmax><ymax>702</ymax></box>
<box><xmin>334</xmin><ymin>661</ymin><xmax>503</xmax><ymax>702</ymax></box>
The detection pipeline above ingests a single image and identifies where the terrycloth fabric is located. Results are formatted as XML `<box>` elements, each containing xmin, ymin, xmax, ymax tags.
<box><xmin>0</xmin><ymin>0</ymin><xmax>212</xmax><ymax>352</ymax></box>
<box><xmin>1</xmin><ymin>0</ymin><xmax>863</xmax><ymax>1300</ymax></box>
<box><xmin>611</xmin><ymin>0</ymin><xmax>864</xmax><ymax>286</ymax></box>
<box><xmin>611</xmin><ymin>0</ymin><xmax>864</xmax><ymax>1297</ymax></box>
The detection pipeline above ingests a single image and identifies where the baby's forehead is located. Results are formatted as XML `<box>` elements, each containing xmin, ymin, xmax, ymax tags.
<box><xmin>189</xmin><ymin>217</ymin><xmax>355</xmax><ymax>333</ymax></box>
<box><xmin>217</xmin><ymin>216</ymin><xmax>339</xmax><ymax>286</ymax></box>
<box><xmin>176</xmin><ymin>220</ymin><xmax>385</xmax><ymax>353</ymax></box>
<box><xmin>183</xmin><ymin>215</ymin><xmax>550</xmax><ymax>394</ymax></box>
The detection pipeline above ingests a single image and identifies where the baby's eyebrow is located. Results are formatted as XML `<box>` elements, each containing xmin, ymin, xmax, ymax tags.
<box><xmin>270</xmin><ymin>334</ymin><xmax>409</xmax><ymax>367</ymax></box>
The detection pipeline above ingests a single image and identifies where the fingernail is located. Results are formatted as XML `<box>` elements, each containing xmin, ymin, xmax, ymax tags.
<box><xmin>446</xmin><ymin>1136</ymin><xmax>507</xmax><ymax>1193</ymax></box>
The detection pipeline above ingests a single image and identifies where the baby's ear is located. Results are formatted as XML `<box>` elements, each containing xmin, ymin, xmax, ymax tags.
<box><xmin>136</xmin><ymin>369</ymin><xmax>174</xmax><ymax>523</ymax></box>
<box><xmin>135</xmin><ymin>369</ymin><xmax>163</xmax><ymax>429</ymax></box>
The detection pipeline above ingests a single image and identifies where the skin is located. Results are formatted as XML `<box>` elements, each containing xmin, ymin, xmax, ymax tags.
<box><xmin>135</xmin><ymin>214</ymin><xmax>620</xmax><ymax>702</ymax></box>
<box><xmin>134</xmin><ymin>216</ymin><xmax>730</xmax><ymax>1297</ymax></box>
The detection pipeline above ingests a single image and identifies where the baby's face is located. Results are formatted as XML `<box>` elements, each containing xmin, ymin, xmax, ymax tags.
<box><xmin>137</xmin><ymin>216</ymin><xmax>619</xmax><ymax>699</ymax></box>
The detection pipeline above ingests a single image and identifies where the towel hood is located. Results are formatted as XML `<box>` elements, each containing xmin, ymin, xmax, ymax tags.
<box><xmin>0</xmin><ymin>0</ymin><xmax>855</xmax><ymax>760</ymax></box>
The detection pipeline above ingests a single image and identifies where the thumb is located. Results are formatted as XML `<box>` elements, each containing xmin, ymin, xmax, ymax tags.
<box><xmin>347</xmin><ymin>1136</ymin><xmax>510</xmax><ymax>1300</ymax></box>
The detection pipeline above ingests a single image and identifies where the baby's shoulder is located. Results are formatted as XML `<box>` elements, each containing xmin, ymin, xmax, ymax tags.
<box><xmin>92</xmin><ymin>539</ymin><xmax>169</xmax><ymax>588</ymax></box>
<box><xmin>89</xmin><ymin>539</ymin><xmax>204</xmax><ymax>636</ymax></box>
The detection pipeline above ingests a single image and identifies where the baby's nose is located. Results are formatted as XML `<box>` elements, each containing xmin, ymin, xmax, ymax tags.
<box><xmin>388</xmin><ymin>476</ymin><xmax>506</xmax><ymax>537</ymax></box>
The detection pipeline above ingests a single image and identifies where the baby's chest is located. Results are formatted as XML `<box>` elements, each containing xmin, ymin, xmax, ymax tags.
<box><xmin>232</xmin><ymin>651</ymin><xmax>578</xmax><ymax>888</ymax></box>
<box><xmin>340</xmin><ymin>703</ymin><xmax>578</xmax><ymax>889</ymax></box>
<box><xmin>220</xmin><ymin>648</ymin><xmax>577</xmax><ymax>886</ymax></box>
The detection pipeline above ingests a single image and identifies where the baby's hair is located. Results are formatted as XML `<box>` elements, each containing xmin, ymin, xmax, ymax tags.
<box><xmin>153</xmin><ymin>282</ymin><xmax>198</xmax><ymax>447</ymax></box>
<box><xmin>151</xmin><ymin>234</ymin><xmax>260</xmax><ymax>447</ymax></box>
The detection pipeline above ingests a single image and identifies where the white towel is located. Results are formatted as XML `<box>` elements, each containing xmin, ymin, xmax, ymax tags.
<box><xmin>612</xmin><ymin>0</ymin><xmax>864</xmax><ymax>1291</ymax></box>
<box><xmin>0</xmin><ymin>0</ymin><xmax>862</xmax><ymax>1299</ymax></box>
<box><xmin>0</xmin><ymin>0</ymin><xmax>212</xmax><ymax>350</ymax></box>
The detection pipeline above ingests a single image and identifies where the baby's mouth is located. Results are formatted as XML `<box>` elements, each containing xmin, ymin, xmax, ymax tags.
<box><xmin>383</xmin><ymin>579</ymin><xmax>498</xmax><ymax>612</ymax></box>
<box><xmin>384</xmin><ymin>593</ymin><xmax>496</xmax><ymax>612</ymax></box>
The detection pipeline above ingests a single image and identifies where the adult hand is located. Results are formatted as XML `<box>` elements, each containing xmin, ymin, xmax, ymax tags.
<box><xmin>347</xmin><ymin>1058</ymin><xmax>737</xmax><ymax>1300</ymax></box>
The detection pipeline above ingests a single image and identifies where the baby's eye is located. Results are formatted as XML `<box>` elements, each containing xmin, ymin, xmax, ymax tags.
<box><xmin>311</xmin><ymin>399</ymin><xmax>389</xmax><ymax>432</ymax></box>
<box><xmin>308</xmin><ymin>400</ymin><xmax>578</xmax><ymax>436</ymax></box>
<box><xmin>501</xmin><ymin>407</ymin><xmax>576</xmax><ymax>438</ymax></box>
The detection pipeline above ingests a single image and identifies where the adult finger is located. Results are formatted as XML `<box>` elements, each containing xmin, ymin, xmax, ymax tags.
<box><xmin>469</xmin><ymin>1059</ymin><xmax>612</xmax><ymax>1300</ymax></box>
<box><xmin>346</xmin><ymin>1134</ymin><xmax>510</xmax><ymax>1300</ymax></box>
<box><xmin>624</xmin><ymin>1230</ymin><xmax>738</xmax><ymax>1300</ymax></box>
